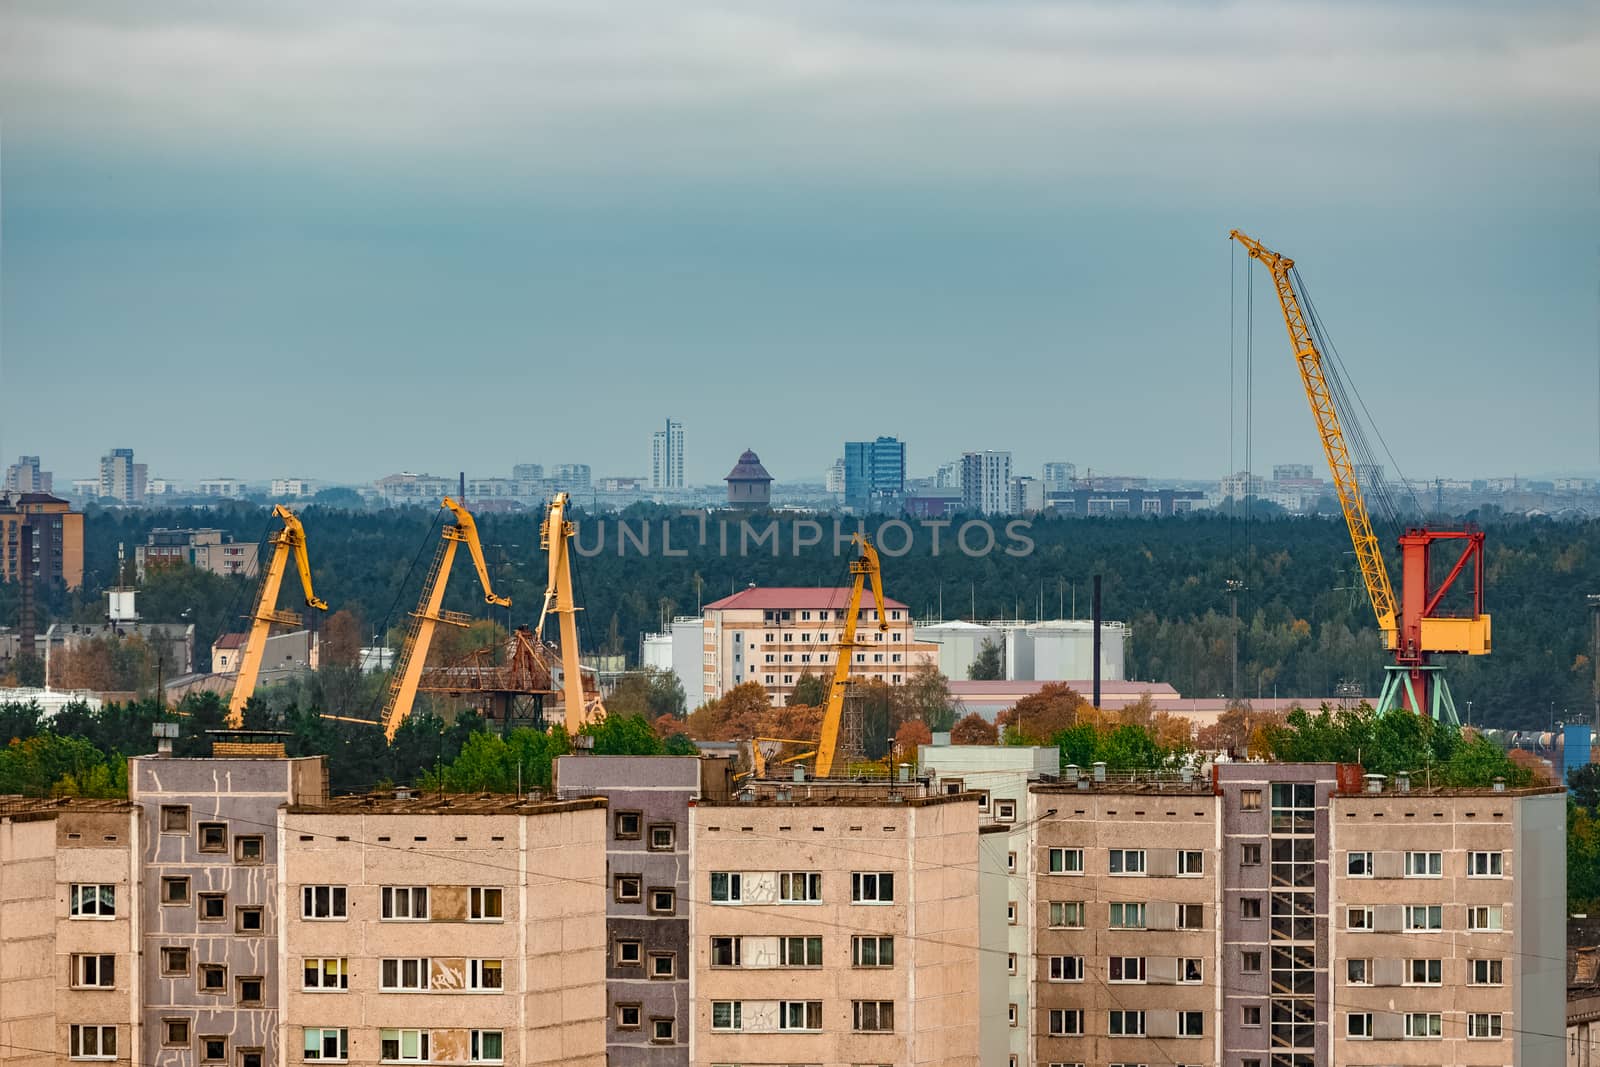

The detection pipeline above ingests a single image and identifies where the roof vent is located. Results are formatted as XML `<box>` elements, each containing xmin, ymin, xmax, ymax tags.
<box><xmin>1064</xmin><ymin>764</ymin><xmax>1080</xmax><ymax>783</ymax></box>
<box><xmin>792</xmin><ymin>766</ymin><xmax>806</xmax><ymax>783</ymax></box>
<box><xmin>1092</xmin><ymin>761</ymin><xmax>1107</xmax><ymax>783</ymax></box>
<box><xmin>1363</xmin><ymin>773</ymin><xmax>1386</xmax><ymax>794</ymax></box>
<box><xmin>1492</xmin><ymin>777</ymin><xmax>1506</xmax><ymax>792</ymax></box>
<box><xmin>1395</xmin><ymin>771</ymin><xmax>1411</xmax><ymax>793</ymax></box>
<box><xmin>394</xmin><ymin>786</ymin><xmax>417</xmax><ymax>801</ymax></box>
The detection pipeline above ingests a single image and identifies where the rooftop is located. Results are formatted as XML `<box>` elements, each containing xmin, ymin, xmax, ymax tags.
<box><xmin>704</xmin><ymin>586</ymin><xmax>910</xmax><ymax>612</ymax></box>
<box><xmin>724</xmin><ymin>449</ymin><xmax>773</xmax><ymax>483</ymax></box>
<box><xmin>287</xmin><ymin>792</ymin><xmax>607</xmax><ymax>816</ymax></box>
<box><xmin>703</xmin><ymin>779</ymin><xmax>978</xmax><ymax>807</ymax></box>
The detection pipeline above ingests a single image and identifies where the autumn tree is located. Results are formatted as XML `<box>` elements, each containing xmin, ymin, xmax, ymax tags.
<box><xmin>893</xmin><ymin>664</ymin><xmax>958</xmax><ymax>732</ymax></box>
<box><xmin>608</xmin><ymin>667</ymin><xmax>687</xmax><ymax>720</ymax></box>
<box><xmin>685</xmin><ymin>682</ymin><xmax>772</xmax><ymax>741</ymax></box>
<box><xmin>321</xmin><ymin>608</ymin><xmax>364</xmax><ymax>667</ymax></box>
<box><xmin>893</xmin><ymin>718</ymin><xmax>933</xmax><ymax>759</ymax></box>
<box><xmin>950</xmin><ymin>711</ymin><xmax>998</xmax><ymax>745</ymax></box>
<box><xmin>998</xmin><ymin>683</ymin><xmax>1085</xmax><ymax>743</ymax></box>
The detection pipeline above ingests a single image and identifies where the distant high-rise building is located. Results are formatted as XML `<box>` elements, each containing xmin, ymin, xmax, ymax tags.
<box><xmin>98</xmin><ymin>448</ymin><xmax>147</xmax><ymax>504</ymax></box>
<box><xmin>1041</xmin><ymin>461</ymin><xmax>1076</xmax><ymax>492</ymax></box>
<box><xmin>935</xmin><ymin>461</ymin><xmax>962</xmax><ymax>489</ymax></box>
<box><xmin>551</xmin><ymin>463</ymin><xmax>592</xmax><ymax>493</ymax></box>
<box><xmin>4</xmin><ymin>456</ymin><xmax>52</xmax><ymax>495</ymax></box>
<box><xmin>843</xmin><ymin>435</ymin><xmax>906</xmax><ymax>512</ymax></box>
<box><xmin>961</xmin><ymin>451</ymin><xmax>1012</xmax><ymax>514</ymax></box>
<box><xmin>511</xmin><ymin>463</ymin><xmax>544</xmax><ymax>483</ymax></box>
<box><xmin>1009</xmin><ymin>475</ymin><xmax>1044</xmax><ymax>514</ymax></box>
<box><xmin>825</xmin><ymin>458</ymin><xmax>845</xmax><ymax>495</ymax></box>
<box><xmin>651</xmin><ymin>418</ymin><xmax>685</xmax><ymax>490</ymax></box>
<box><xmin>1273</xmin><ymin>463</ymin><xmax>1317</xmax><ymax>484</ymax></box>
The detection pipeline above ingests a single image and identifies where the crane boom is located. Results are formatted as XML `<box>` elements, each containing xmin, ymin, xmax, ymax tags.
<box><xmin>538</xmin><ymin>492</ymin><xmax>605</xmax><ymax>733</ymax></box>
<box><xmin>381</xmin><ymin>498</ymin><xmax>510</xmax><ymax>741</ymax></box>
<box><xmin>227</xmin><ymin>505</ymin><xmax>327</xmax><ymax>726</ymax></box>
<box><xmin>813</xmin><ymin>535</ymin><xmax>887</xmax><ymax>778</ymax></box>
<box><xmin>1229</xmin><ymin>230</ymin><xmax>1399</xmax><ymax>648</ymax></box>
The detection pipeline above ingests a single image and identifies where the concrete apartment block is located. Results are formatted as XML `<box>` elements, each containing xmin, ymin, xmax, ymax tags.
<box><xmin>1032</xmin><ymin>775</ymin><xmax>1222</xmax><ymax>1067</ymax></box>
<box><xmin>0</xmin><ymin>802</ymin><xmax>139</xmax><ymax>1067</ymax></box>
<box><xmin>553</xmin><ymin>754</ymin><xmax>704</xmax><ymax>1067</ymax></box>
<box><xmin>688</xmin><ymin>782</ymin><xmax>983</xmax><ymax>1066</ymax></box>
<box><xmin>279</xmin><ymin>794</ymin><xmax>609</xmax><ymax>1067</ymax></box>
<box><xmin>130</xmin><ymin>752</ymin><xmax>326</xmax><ymax>1067</ymax></box>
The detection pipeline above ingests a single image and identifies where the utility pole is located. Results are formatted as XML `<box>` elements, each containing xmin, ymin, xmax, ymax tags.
<box><xmin>1226</xmin><ymin>578</ymin><xmax>1243</xmax><ymax>702</ymax></box>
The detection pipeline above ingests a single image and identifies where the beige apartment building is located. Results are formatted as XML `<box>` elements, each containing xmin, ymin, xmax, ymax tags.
<box><xmin>279</xmin><ymin>793</ymin><xmax>609</xmax><ymax>1067</ymax></box>
<box><xmin>0</xmin><ymin>800</ymin><xmax>139</xmax><ymax>1067</ymax></box>
<box><xmin>688</xmin><ymin>780</ymin><xmax>984</xmax><ymax>1066</ymax></box>
<box><xmin>699</xmin><ymin>587</ymin><xmax>938</xmax><ymax>704</ymax></box>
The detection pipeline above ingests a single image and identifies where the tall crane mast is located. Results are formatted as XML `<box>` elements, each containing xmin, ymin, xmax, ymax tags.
<box><xmin>537</xmin><ymin>492</ymin><xmax>605</xmax><ymax>733</ymax></box>
<box><xmin>227</xmin><ymin>505</ymin><xmax>326</xmax><ymax>727</ymax></box>
<box><xmin>814</xmin><ymin>534</ymin><xmax>888</xmax><ymax>778</ymax></box>
<box><xmin>381</xmin><ymin>498</ymin><xmax>510</xmax><ymax>741</ymax></box>
<box><xmin>1231</xmin><ymin>231</ymin><xmax>1490</xmax><ymax>721</ymax></box>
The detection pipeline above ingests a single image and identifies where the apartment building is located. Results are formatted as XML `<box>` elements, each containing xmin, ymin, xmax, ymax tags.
<box><xmin>919</xmin><ymin>743</ymin><xmax>1060</xmax><ymax>1067</ymax></box>
<box><xmin>553</xmin><ymin>755</ymin><xmax>718</xmax><ymax>1066</ymax></box>
<box><xmin>137</xmin><ymin>528</ymin><xmax>260</xmax><ymax>580</ymax></box>
<box><xmin>688</xmin><ymin>780</ymin><xmax>984</xmax><ymax>1066</ymax></box>
<box><xmin>0</xmin><ymin>492</ymin><xmax>85</xmax><ymax>589</ymax></box>
<box><xmin>279</xmin><ymin>792</ymin><xmax>609</xmax><ymax>1067</ymax></box>
<box><xmin>961</xmin><ymin>451</ymin><xmax>1012</xmax><ymax>515</ymax></box>
<box><xmin>699</xmin><ymin>586</ymin><xmax>937</xmax><ymax>704</ymax></box>
<box><xmin>0</xmin><ymin>799</ymin><xmax>140</xmax><ymax>1067</ymax></box>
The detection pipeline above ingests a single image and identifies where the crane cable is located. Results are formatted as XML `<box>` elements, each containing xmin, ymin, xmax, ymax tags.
<box><xmin>365</xmin><ymin>505</ymin><xmax>447</xmax><ymax>724</ymax></box>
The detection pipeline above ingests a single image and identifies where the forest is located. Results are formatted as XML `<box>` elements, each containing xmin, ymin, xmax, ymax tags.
<box><xmin>3</xmin><ymin>502</ymin><xmax>1597</xmax><ymax>730</ymax></box>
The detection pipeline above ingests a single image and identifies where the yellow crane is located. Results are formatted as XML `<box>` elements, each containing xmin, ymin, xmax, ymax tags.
<box><xmin>227</xmin><ymin>505</ymin><xmax>327</xmax><ymax>727</ymax></box>
<box><xmin>537</xmin><ymin>492</ymin><xmax>605</xmax><ymax>733</ymax></box>
<box><xmin>1231</xmin><ymin>230</ymin><xmax>1489</xmax><ymax>720</ymax></box>
<box><xmin>815</xmin><ymin>534</ymin><xmax>888</xmax><ymax>777</ymax></box>
<box><xmin>380</xmin><ymin>498</ymin><xmax>511</xmax><ymax>741</ymax></box>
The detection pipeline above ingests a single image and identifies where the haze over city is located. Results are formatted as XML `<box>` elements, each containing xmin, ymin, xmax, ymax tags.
<box><xmin>2</xmin><ymin>1</ymin><xmax>1597</xmax><ymax>483</ymax></box>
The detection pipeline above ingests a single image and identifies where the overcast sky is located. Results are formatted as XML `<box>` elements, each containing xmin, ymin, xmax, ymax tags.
<box><xmin>2</xmin><ymin>0</ymin><xmax>1596</xmax><ymax>486</ymax></box>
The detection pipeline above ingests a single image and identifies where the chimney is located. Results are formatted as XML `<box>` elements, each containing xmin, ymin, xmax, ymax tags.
<box><xmin>1092</xmin><ymin>574</ymin><xmax>1103</xmax><ymax>709</ymax></box>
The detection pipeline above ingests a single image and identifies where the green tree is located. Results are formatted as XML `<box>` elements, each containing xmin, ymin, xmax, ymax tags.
<box><xmin>967</xmin><ymin>639</ymin><xmax>1003</xmax><ymax>681</ymax></box>
<box><xmin>581</xmin><ymin>713</ymin><xmax>666</xmax><ymax>756</ymax></box>
<box><xmin>1570</xmin><ymin>762</ymin><xmax>1600</xmax><ymax>812</ymax></box>
<box><xmin>790</xmin><ymin>672</ymin><xmax>828</xmax><ymax>708</ymax></box>
<box><xmin>606</xmin><ymin>668</ymin><xmax>687</xmax><ymax>720</ymax></box>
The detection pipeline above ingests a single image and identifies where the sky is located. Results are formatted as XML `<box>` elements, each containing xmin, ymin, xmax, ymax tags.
<box><xmin>1</xmin><ymin>0</ymin><xmax>1597</xmax><ymax>487</ymax></box>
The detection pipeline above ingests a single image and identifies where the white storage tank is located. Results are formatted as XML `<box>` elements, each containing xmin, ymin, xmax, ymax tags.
<box><xmin>912</xmin><ymin>620</ymin><xmax>1002</xmax><ymax>680</ymax></box>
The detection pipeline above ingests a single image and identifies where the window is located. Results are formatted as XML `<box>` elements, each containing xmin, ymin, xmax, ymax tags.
<box><xmin>618</xmin><ymin>939</ymin><xmax>645</xmax><ymax>966</ymax></box>
<box><xmin>236</xmin><ymin>906</ymin><xmax>263</xmax><ymax>934</ymax></box>
<box><xmin>1178</xmin><ymin>1011</ymin><xmax>1204</xmax><ymax>1037</ymax></box>
<box><xmin>1347</xmin><ymin>851</ymin><xmax>1373</xmax><ymax>877</ymax></box>
<box><xmin>1468</xmin><ymin>1013</ymin><xmax>1504</xmax><ymax>1039</ymax></box>
<box><xmin>199</xmin><ymin>893</ymin><xmax>227</xmax><ymax>921</ymax></box>
<box><xmin>469</xmin><ymin>887</ymin><xmax>502</xmax><ymax>920</ymax></box>
<box><xmin>1108</xmin><ymin>848</ymin><xmax>1146</xmax><ymax>875</ymax></box>
<box><xmin>1049</xmin><ymin>901</ymin><xmax>1085</xmax><ymax>928</ymax></box>
<box><xmin>1242</xmin><ymin>843</ymin><xmax>1262</xmax><ymax>866</ymax></box>
<box><xmin>712</xmin><ymin>1001</ymin><xmax>742</xmax><ymax>1031</ymax></box>
<box><xmin>1108</xmin><ymin>1010</ymin><xmax>1146</xmax><ymax>1036</ymax></box>
<box><xmin>1048</xmin><ymin>1009</ymin><xmax>1084</xmax><ymax>1036</ymax></box>
<box><xmin>235</xmin><ymin>835</ymin><xmax>263</xmax><ymax>864</ymax></box>
<box><xmin>1405</xmin><ymin>851</ymin><xmax>1443</xmax><ymax>877</ymax></box>
<box><xmin>710</xmin><ymin>872</ymin><xmax>742</xmax><ymax>902</ymax></box>
<box><xmin>1109</xmin><ymin>901</ymin><xmax>1145</xmax><ymax>928</ymax></box>
<box><xmin>469</xmin><ymin>959</ymin><xmax>503</xmax><ymax>990</ymax></box>
<box><xmin>1007</xmin><ymin>852</ymin><xmax>1016</xmax><ymax>873</ymax></box>
<box><xmin>649</xmin><ymin>888</ymin><xmax>676</xmax><ymax>914</ymax></box>
<box><xmin>381</xmin><ymin>886</ymin><xmax>429</xmax><ymax>920</ymax></box>
<box><xmin>1007</xmin><ymin>901</ymin><xmax>1017</xmax><ymax>924</ymax></box>
<box><xmin>302</xmin><ymin>885</ymin><xmax>347</xmax><ymax>919</ymax></box>
<box><xmin>379</xmin><ymin>1029</ymin><xmax>430</xmax><ymax>1061</ymax></box>
<box><xmin>1180</xmin><ymin>958</ymin><xmax>1203</xmax><ymax>983</ymax></box>
<box><xmin>469</xmin><ymin>1030</ymin><xmax>503</xmax><ymax>1063</ymax></box>
<box><xmin>1240</xmin><ymin>896</ymin><xmax>1261</xmax><ymax>919</ymax></box>
<box><xmin>69</xmin><ymin>884</ymin><xmax>115</xmax><ymax>918</ymax></box>
<box><xmin>1347</xmin><ymin>906</ymin><xmax>1374</xmax><ymax>930</ymax></box>
<box><xmin>1407</xmin><ymin>958</ymin><xmax>1442</xmax><ymax>985</ymax></box>
<box><xmin>199</xmin><ymin>964</ymin><xmax>227</xmax><ymax>993</ymax></box>
<box><xmin>1048</xmin><ymin>847</ymin><xmax>1084</xmax><ymax>874</ymax></box>
<box><xmin>303</xmin><ymin>1028</ymin><xmax>348</xmax><ymax>1061</ymax></box>
<box><xmin>641</xmin><ymin>952</ymin><xmax>673</xmax><ymax>979</ymax></box>
<box><xmin>1109</xmin><ymin>956</ymin><xmax>1146</xmax><ymax>983</ymax></box>
<box><xmin>1469</xmin><ymin>851</ymin><xmax>1504</xmax><ymax>877</ymax></box>
<box><xmin>162</xmin><ymin>947</ymin><xmax>190</xmax><ymax>975</ymax></box>
<box><xmin>1346</xmin><ymin>958</ymin><xmax>1369</xmax><ymax>985</ymax></box>
<box><xmin>162</xmin><ymin>877</ymin><xmax>190</xmax><ymax>904</ymax></box>
<box><xmin>1470</xmin><ymin>958</ymin><xmax>1504</xmax><ymax>985</ymax></box>
<box><xmin>1048</xmin><ymin>955</ymin><xmax>1083</xmax><ymax>982</ymax></box>
<box><xmin>1177</xmin><ymin>903</ymin><xmax>1204</xmax><ymax>929</ymax></box>
<box><xmin>1240</xmin><ymin>788</ymin><xmax>1262</xmax><ymax>811</ymax></box>
<box><xmin>779</xmin><ymin>871</ymin><xmax>822</xmax><ymax>902</ymax></box>
<box><xmin>1007</xmin><ymin>952</ymin><xmax>1017</xmax><ymax>974</ymax></box>
<box><xmin>616</xmin><ymin>1004</ymin><xmax>641</xmax><ymax>1029</ymax></box>
<box><xmin>853</xmin><ymin>1000</ymin><xmax>894</xmax><ymax>1032</ymax></box>
<box><xmin>199</xmin><ymin>822</ymin><xmax>227</xmax><ymax>852</ymax></box>
<box><xmin>1008</xmin><ymin>1003</ymin><xmax>1018</xmax><ymax>1027</ymax></box>
<box><xmin>201</xmin><ymin>1037</ymin><xmax>227</xmax><ymax>1063</ymax></box>
<box><xmin>1243</xmin><ymin>1005</ymin><xmax>1262</xmax><ymax>1026</ymax></box>
<box><xmin>649</xmin><ymin>824</ymin><xmax>675</xmax><ymax>851</ymax></box>
<box><xmin>1405</xmin><ymin>904</ymin><xmax>1444</xmax><ymax>931</ymax></box>
<box><xmin>615</xmin><ymin>876</ymin><xmax>642</xmax><ymax>903</ymax></box>
<box><xmin>1404</xmin><ymin>1012</ymin><xmax>1442</xmax><ymax>1039</ymax></box>
<box><xmin>853</xmin><ymin>935</ymin><xmax>893</xmax><ymax>967</ymax></box>
<box><xmin>1347</xmin><ymin>1013</ymin><xmax>1373</xmax><ymax>1039</ymax></box>
<box><xmin>852</xmin><ymin>872</ymin><xmax>894</xmax><ymax>903</ymax></box>
<box><xmin>161</xmin><ymin>805</ymin><xmax>189</xmax><ymax>833</ymax></box>
<box><xmin>1242</xmin><ymin>951</ymin><xmax>1262</xmax><ymax>973</ymax></box>
<box><xmin>303</xmin><ymin>958</ymin><xmax>349</xmax><ymax>990</ymax></box>
<box><xmin>780</xmin><ymin>1001</ymin><xmax>823</xmax><ymax>1031</ymax></box>
<box><xmin>1177</xmin><ymin>850</ymin><xmax>1204</xmax><ymax>875</ymax></box>
<box><xmin>72</xmin><ymin>954</ymin><xmax>115</xmax><ymax>988</ymax></box>
<box><xmin>237</xmin><ymin>976</ymin><xmax>263</xmax><ymax>1006</ymax></box>
<box><xmin>995</xmin><ymin>800</ymin><xmax>1016</xmax><ymax>821</ymax></box>
<box><xmin>380</xmin><ymin>958</ymin><xmax>430</xmax><ymax>991</ymax></box>
<box><xmin>651</xmin><ymin>1018</ymin><xmax>675</xmax><ymax>1044</ymax></box>
<box><xmin>239</xmin><ymin>1050</ymin><xmax>264</xmax><ymax>1067</ymax></box>
<box><xmin>615</xmin><ymin>811</ymin><xmax>642</xmax><ymax>838</ymax></box>
<box><xmin>163</xmin><ymin>1020</ymin><xmax>190</xmax><ymax>1047</ymax></box>
<box><xmin>70</xmin><ymin>1025</ymin><xmax>117</xmax><ymax>1060</ymax></box>
<box><xmin>782</xmin><ymin>936</ymin><xmax>823</xmax><ymax>967</ymax></box>
<box><xmin>1468</xmin><ymin>905</ymin><xmax>1504</xmax><ymax>931</ymax></box>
